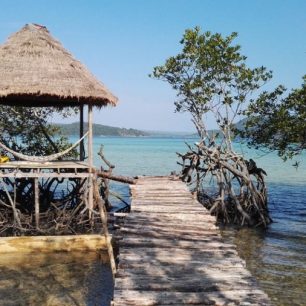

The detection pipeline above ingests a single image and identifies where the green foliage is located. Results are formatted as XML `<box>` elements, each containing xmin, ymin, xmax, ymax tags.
<box><xmin>241</xmin><ymin>76</ymin><xmax>306</xmax><ymax>160</ymax></box>
<box><xmin>151</xmin><ymin>26</ymin><xmax>305</xmax><ymax>161</ymax></box>
<box><xmin>0</xmin><ymin>106</ymin><xmax>77</xmax><ymax>158</ymax></box>
<box><xmin>151</xmin><ymin>27</ymin><xmax>272</xmax><ymax>142</ymax></box>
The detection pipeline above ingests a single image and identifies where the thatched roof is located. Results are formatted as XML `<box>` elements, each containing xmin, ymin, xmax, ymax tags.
<box><xmin>0</xmin><ymin>24</ymin><xmax>118</xmax><ymax>107</ymax></box>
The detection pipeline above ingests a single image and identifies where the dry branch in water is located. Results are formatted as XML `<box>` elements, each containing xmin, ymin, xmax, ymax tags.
<box><xmin>96</xmin><ymin>170</ymin><xmax>136</xmax><ymax>185</ymax></box>
<box><xmin>178</xmin><ymin>141</ymin><xmax>271</xmax><ymax>227</ymax></box>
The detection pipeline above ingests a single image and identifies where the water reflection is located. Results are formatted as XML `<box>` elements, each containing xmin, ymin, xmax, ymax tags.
<box><xmin>220</xmin><ymin>183</ymin><xmax>306</xmax><ymax>306</ymax></box>
<box><xmin>0</xmin><ymin>251</ymin><xmax>113</xmax><ymax>306</ymax></box>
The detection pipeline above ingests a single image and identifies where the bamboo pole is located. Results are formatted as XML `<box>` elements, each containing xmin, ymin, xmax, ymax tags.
<box><xmin>88</xmin><ymin>104</ymin><xmax>93</xmax><ymax>168</ymax></box>
<box><xmin>88</xmin><ymin>104</ymin><xmax>93</xmax><ymax>217</ymax></box>
<box><xmin>80</xmin><ymin>104</ymin><xmax>85</xmax><ymax>161</ymax></box>
<box><xmin>93</xmin><ymin>178</ymin><xmax>116</xmax><ymax>277</ymax></box>
<box><xmin>34</xmin><ymin>177</ymin><xmax>39</xmax><ymax>229</ymax></box>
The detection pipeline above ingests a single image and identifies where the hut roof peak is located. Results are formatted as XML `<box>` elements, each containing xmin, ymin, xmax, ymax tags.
<box><xmin>30</xmin><ymin>23</ymin><xmax>47</xmax><ymax>29</ymax></box>
<box><xmin>0</xmin><ymin>23</ymin><xmax>118</xmax><ymax>107</ymax></box>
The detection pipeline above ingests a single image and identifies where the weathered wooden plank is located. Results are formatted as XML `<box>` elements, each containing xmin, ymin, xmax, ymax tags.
<box><xmin>120</xmin><ymin>216</ymin><xmax>215</xmax><ymax>223</ymax></box>
<box><xmin>125</xmin><ymin>210</ymin><xmax>213</xmax><ymax>216</ymax></box>
<box><xmin>116</xmin><ymin>267</ymin><xmax>253</xmax><ymax>279</ymax></box>
<box><xmin>115</xmin><ymin>274</ymin><xmax>256</xmax><ymax>289</ymax></box>
<box><xmin>124</xmin><ymin>213</ymin><xmax>216</xmax><ymax>222</ymax></box>
<box><xmin>113</xmin><ymin>290</ymin><xmax>270</xmax><ymax>306</ymax></box>
<box><xmin>120</xmin><ymin>237</ymin><xmax>235</xmax><ymax>249</ymax></box>
<box><xmin>131</xmin><ymin>201</ymin><xmax>196</xmax><ymax>205</ymax></box>
<box><xmin>0</xmin><ymin>160</ymin><xmax>89</xmax><ymax>169</ymax></box>
<box><xmin>126</xmin><ymin>210</ymin><xmax>214</xmax><ymax>217</ymax></box>
<box><xmin>119</xmin><ymin>250</ymin><xmax>240</xmax><ymax>261</ymax></box>
<box><xmin>118</xmin><ymin>258</ymin><xmax>246</xmax><ymax>269</ymax></box>
<box><xmin>113</xmin><ymin>176</ymin><xmax>270</xmax><ymax>306</ymax></box>
<box><xmin>116</xmin><ymin>263</ymin><xmax>251</xmax><ymax>275</ymax></box>
<box><xmin>119</xmin><ymin>228</ymin><xmax>222</xmax><ymax>240</ymax></box>
<box><xmin>132</xmin><ymin>197</ymin><xmax>193</xmax><ymax>201</ymax></box>
<box><xmin>112</xmin><ymin>212</ymin><xmax>128</xmax><ymax>217</ymax></box>
<box><xmin>120</xmin><ymin>224</ymin><xmax>218</xmax><ymax>233</ymax></box>
<box><xmin>0</xmin><ymin>234</ymin><xmax>108</xmax><ymax>253</ymax></box>
<box><xmin>114</xmin><ymin>276</ymin><xmax>258</xmax><ymax>292</ymax></box>
<box><xmin>132</xmin><ymin>190</ymin><xmax>191</xmax><ymax>193</ymax></box>
<box><xmin>0</xmin><ymin>172</ymin><xmax>91</xmax><ymax>178</ymax></box>
<box><xmin>132</xmin><ymin>194</ymin><xmax>193</xmax><ymax>197</ymax></box>
<box><xmin>119</xmin><ymin>222</ymin><xmax>218</xmax><ymax>233</ymax></box>
<box><xmin>131</xmin><ymin>207</ymin><xmax>204</xmax><ymax>213</ymax></box>
<box><xmin>119</xmin><ymin>220</ymin><xmax>216</xmax><ymax>229</ymax></box>
<box><xmin>120</xmin><ymin>221</ymin><xmax>216</xmax><ymax>230</ymax></box>
<box><xmin>131</xmin><ymin>201</ymin><xmax>200</xmax><ymax>206</ymax></box>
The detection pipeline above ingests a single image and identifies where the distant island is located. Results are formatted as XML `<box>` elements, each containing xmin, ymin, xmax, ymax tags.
<box><xmin>55</xmin><ymin>122</ymin><xmax>149</xmax><ymax>137</ymax></box>
<box><xmin>54</xmin><ymin>119</ymin><xmax>248</xmax><ymax>137</ymax></box>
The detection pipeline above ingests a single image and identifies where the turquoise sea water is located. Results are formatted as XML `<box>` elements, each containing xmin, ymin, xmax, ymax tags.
<box><xmin>88</xmin><ymin>136</ymin><xmax>306</xmax><ymax>184</ymax></box>
<box><xmin>78</xmin><ymin>136</ymin><xmax>305</xmax><ymax>305</ymax></box>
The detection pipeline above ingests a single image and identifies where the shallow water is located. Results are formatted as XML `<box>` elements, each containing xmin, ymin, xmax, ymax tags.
<box><xmin>0</xmin><ymin>252</ymin><xmax>113</xmax><ymax>306</ymax></box>
<box><xmin>221</xmin><ymin>182</ymin><xmax>306</xmax><ymax>305</ymax></box>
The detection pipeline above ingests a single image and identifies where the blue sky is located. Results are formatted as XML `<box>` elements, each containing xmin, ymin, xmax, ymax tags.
<box><xmin>0</xmin><ymin>0</ymin><xmax>305</xmax><ymax>132</ymax></box>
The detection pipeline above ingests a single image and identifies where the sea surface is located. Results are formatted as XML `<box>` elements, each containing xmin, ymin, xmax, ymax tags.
<box><xmin>89</xmin><ymin>136</ymin><xmax>306</xmax><ymax>306</ymax></box>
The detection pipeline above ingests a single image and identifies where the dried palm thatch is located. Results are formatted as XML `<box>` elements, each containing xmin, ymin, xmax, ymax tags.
<box><xmin>0</xmin><ymin>23</ymin><xmax>118</xmax><ymax>107</ymax></box>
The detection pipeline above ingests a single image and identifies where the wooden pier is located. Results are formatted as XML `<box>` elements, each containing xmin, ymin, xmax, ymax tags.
<box><xmin>113</xmin><ymin>176</ymin><xmax>271</xmax><ymax>305</ymax></box>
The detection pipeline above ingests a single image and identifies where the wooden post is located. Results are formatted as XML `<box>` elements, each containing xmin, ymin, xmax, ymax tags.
<box><xmin>88</xmin><ymin>104</ymin><xmax>93</xmax><ymax>168</ymax></box>
<box><xmin>34</xmin><ymin>177</ymin><xmax>39</xmax><ymax>229</ymax></box>
<box><xmin>88</xmin><ymin>104</ymin><xmax>93</xmax><ymax>216</ymax></box>
<box><xmin>80</xmin><ymin>104</ymin><xmax>85</xmax><ymax>161</ymax></box>
<box><xmin>93</xmin><ymin>178</ymin><xmax>116</xmax><ymax>277</ymax></box>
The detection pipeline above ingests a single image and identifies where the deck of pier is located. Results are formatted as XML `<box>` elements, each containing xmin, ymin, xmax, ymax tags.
<box><xmin>113</xmin><ymin>176</ymin><xmax>270</xmax><ymax>305</ymax></box>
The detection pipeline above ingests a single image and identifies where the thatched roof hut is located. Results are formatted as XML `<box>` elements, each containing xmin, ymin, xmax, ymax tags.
<box><xmin>0</xmin><ymin>23</ymin><xmax>118</xmax><ymax>107</ymax></box>
<box><xmin>0</xmin><ymin>24</ymin><xmax>119</xmax><ymax>234</ymax></box>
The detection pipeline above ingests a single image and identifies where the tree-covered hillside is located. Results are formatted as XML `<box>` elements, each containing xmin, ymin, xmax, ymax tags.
<box><xmin>55</xmin><ymin>122</ymin><xmax>149</xmax><ymax>137</ymax></box>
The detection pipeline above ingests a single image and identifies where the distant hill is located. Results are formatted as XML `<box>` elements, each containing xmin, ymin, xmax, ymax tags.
<box><xmin>54</xmin><ymin>122</ymin><xmax>149</xmax><ymax>137</ymax></box>
<box><xmin>188</xmin><ymin>118</ymin><xmax>249</xmax><ymax>138</ymax></box>
<box><xmin>234</xmin><ymin>118</ymin><xmax>248</xmax><ymax>131</ymax></box>
<box><xmin>54</xmin><ymin>121</ymin><xmax>252</xmax><ymax>138</ymax></box>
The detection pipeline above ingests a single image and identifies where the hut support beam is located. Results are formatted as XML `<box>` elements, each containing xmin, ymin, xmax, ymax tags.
<box><xmin>88</xmin><ymin>104</ymin><xmax>93</xmax><ymax>217</ymax></box>
<box><xmin>80</xmin><ymin>104</ymin><xmax>85</xmax><ymax>161</ymax></box>
<box><xmin>34</xmin><ymin>177</ymin><xmax>39</xmax><ymax>229</ymax></box>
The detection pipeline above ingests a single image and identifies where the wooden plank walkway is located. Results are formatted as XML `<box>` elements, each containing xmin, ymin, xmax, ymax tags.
<box><xmin>113</xmin><ymin>176</ymin><xmax>271</xmax><ymax>306</ymax></box>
